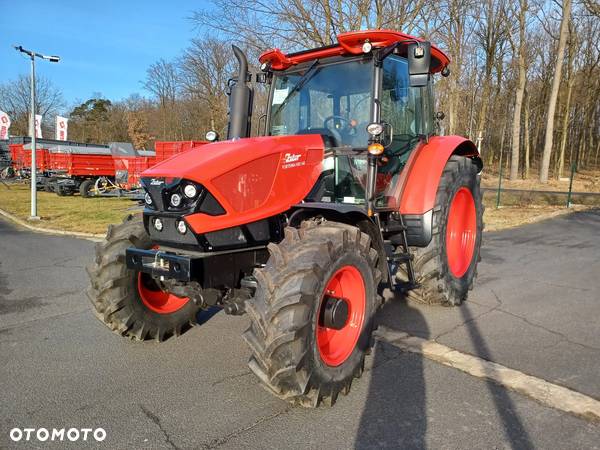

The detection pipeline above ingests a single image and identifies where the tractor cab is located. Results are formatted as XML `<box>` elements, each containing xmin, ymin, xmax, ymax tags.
<box><xmin>258</xmin><ymin>30</ymin><xmax>449</xmax><ymax>212</ymax></box>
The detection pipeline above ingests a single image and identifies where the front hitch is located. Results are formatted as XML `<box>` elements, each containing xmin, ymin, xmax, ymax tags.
<box><xmin>126</xmin><ymin>248</ymin><xmax>197</xmax><ymax>282</ymax></box>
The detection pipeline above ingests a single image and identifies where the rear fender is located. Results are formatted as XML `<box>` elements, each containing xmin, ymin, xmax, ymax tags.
<box><xmin>399</xmin><ymin>136</ymin><xmax>480</xmax><ymax>215</ymax></box>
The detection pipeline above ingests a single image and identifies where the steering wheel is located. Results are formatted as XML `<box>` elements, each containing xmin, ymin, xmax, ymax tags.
<box><xmin>323</xmin><ymin>115</ymin><xmax>354</xmax><ymax>145</ymax></box>
<box><xmin>324</xmin><ymin>115</ymin><xmax>352</xmax><ymax>132</ymax></box>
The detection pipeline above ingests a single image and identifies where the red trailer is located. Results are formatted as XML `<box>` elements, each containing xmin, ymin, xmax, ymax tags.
<box><xmin>9</xmin><ymin>143</ymin><xmax>50</xmax><ymax>173</ymax></box>
<box><xmin>154</xmin><ymin>141</ymin><xmax>206</xmax><ymax>161</ymax></box>
<box><xmin>114</xmin><ymin>142</ymin><xmax>207</xmax><ymax>191</ymax></box>
<box><xmin>7</xmin><ymin>137</ymin><xmax>207</xmax><ymax>197</ymax></box>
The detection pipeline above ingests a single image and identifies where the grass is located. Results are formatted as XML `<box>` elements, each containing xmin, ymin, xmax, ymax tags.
<box><xmin>0</xmin><ymin>181</ymin><xmax>592</xmax><ymax>235</ymax></box>
<box><xmin>0</xmin><ymin>182</ymin><xmax>138</xmax><ymax>234</ymax></box>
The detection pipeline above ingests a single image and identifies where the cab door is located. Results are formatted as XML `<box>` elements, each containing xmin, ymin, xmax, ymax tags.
<box><xmin>379</xmin><ymin>55</ymin><xmax>435</xmax><ymax>172</ymax></box>
<box><xmin>371</xmin><ymin>55</ymin><xmax>435</xmax><ymax>208</ymax></box>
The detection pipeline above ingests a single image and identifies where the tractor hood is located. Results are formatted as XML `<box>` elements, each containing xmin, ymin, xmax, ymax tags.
<box><xmin>142</xmin><ymin>134</ymin><xmax>325</xmax><ymax>234</ymax></box>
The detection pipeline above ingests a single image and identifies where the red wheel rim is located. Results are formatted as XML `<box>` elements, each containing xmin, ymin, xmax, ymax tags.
<box><xmin>316</xmin><ymin>265</ymin><xmax>366</xmax><ymax>367</ymax></box>
<box><xmin>137</xmin><ymin>273</ymin><xmax>189</xmax><ymax>314</ymax></box>
<box><xmin>446</xmin><ymin>187</ymin><xmax>477</xmax><ymax>278</ymax></box>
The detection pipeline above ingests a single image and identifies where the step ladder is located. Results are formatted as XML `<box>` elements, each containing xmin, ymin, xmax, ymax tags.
<box><xmin>383</xmin><ymin>214</ymin><xmax>418</xmax><ymax>291</ymax></box>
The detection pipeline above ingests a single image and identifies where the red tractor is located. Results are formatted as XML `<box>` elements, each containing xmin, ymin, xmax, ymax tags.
<box><xmin>88</xmin><ymin>30</ymin><xmax>483</xmax><ymax>407</ymax></box>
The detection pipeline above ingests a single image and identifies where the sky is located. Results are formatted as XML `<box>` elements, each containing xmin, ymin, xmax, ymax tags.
<box><xmin>0</xmin><ymin>0</ymin><xmax>211</xmax><ymax>111</ymax></box>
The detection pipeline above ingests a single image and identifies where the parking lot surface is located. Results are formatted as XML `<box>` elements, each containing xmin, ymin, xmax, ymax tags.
<box><xmin>1</xmin><ymin>211</ymin><xmax>599</xmax><ymax>449</ymax></box>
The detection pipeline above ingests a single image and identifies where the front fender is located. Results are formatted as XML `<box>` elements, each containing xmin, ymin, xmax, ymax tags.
<box><xmin>399</xmin><ymin>136</ymin><xmax>480</xmax><ymax>215</ymax></box>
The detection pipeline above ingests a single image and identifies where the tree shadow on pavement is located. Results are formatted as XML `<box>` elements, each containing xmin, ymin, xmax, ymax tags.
<box><xmin>460</xmin><ymin>305</ymin><xmax>534</xmax><ymax>450</ymax></box>
<box><xmin>355</xmin><ymin>296</ymin><xmax>535</xmax><ymax>449</ymax></box>
<box><xmin>355</xmin><ymin>299</ymin><xmax>428</xmax><ymax>449</ymax></box>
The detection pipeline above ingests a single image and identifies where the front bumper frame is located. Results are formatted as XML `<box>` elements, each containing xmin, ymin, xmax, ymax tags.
<box><xmin>125</xmin><ymin>248</ymin><xmax>196</xmax><ymax>282</ymax></box>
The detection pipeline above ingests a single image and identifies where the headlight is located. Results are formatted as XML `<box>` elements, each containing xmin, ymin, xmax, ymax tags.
<box><xmin>177</xmin><ymin>220</ymin><xmax>187</xmax><ymax>234</ymax></box>
<box><xmin>144</xmin><ymin>192</ymin><xmax>153</xmax><ymax>205</ymax></box>
<box><xmin>170</xmin><ymin>193</ymin><xmax>182</xmax><ymax>207</ymax></box>
<box><xmin>183</xmin><ymin>184</ymin><xmax>197</xmax><ymax>198</ymax></box>
<box><xmin>153</xmin><ymin>218</ymin><xmax>163</xmax><ymax>231</ymax></box>
<box><xmin>205</xmin><ymin>130</ymin><xmax>218</xmax><ymax>142</ymax></box>
<box><xmin>366</xmin><ymin>122</ymin><xmax>384</xmax><ymax>136</ymax></box>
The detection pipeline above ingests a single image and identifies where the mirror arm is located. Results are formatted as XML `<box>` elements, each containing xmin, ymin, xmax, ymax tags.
<box><xmin>376</xmin><ymin>39</ymin><xmax>422</xmax><ymax>66</ymax></box>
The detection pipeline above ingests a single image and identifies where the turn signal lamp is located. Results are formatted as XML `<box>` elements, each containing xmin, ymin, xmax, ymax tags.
<box><xmin>368</xmin><ymin>143</ymin><xmax>384</xmax><ymax>156</ymax></box>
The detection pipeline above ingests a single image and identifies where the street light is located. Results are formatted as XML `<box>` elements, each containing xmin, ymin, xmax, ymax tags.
<box><xmin>13</xmin><ymin>45</ymin><xmax>60</xmax><ymax>220</ymax></box>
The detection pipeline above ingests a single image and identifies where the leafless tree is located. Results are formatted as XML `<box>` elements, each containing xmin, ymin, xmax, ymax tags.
<box><xmin>0</xmin><ymin>74</ymin><xmax>65</xmax><ymax>136</ymax></box>
<box><xmin>540</xmin><ymin>0</ymin><xmax>572</xmax><ymax>183</ymax></box>
<box><xmin>508</xmin><ymin>0</ymin><xmax>529</xmax><ymax>180</ymax></box>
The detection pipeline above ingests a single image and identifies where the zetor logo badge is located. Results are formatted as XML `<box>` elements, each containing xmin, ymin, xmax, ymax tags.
<box><xmin>282</xmin><ymin>152</ymin><xmax>305</xmax><ymax>169</ymax></box>
<box><xmin>150</xmin><ymin>178</ymin><xmax>164</xmax><ymax>186</ymax></box>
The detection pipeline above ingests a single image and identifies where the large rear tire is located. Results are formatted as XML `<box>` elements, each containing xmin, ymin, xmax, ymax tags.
<box><xmin>86</xmin><ymin>214</ymin><xmax>200</xmax><ymax>341</ymax></box>
<box><xmin>244</xmin><ymin>221</ymin><xmax>382</xmax><ymax>407</ymax></box>
<box><xmin>396</xmin><ymin>155</ymin><xmax>483</xmax><ymax>306</ymax></box>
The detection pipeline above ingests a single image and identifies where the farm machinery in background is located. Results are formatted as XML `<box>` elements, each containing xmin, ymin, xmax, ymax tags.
<box><xmin>6</xmin><ymin>137</ymin><xmax>206</xmax><ymax>197</ymax></box>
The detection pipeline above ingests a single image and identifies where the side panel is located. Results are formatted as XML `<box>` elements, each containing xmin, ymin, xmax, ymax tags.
<box><xmin>399</xmin><ymin>135</ymin><xmax>479</xmax><ymax>215</ymax></box>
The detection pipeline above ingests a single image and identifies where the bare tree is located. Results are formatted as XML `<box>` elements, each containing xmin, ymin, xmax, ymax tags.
<box><xmin>474</xmin><ymin>0</ymin><xmax>508</xmax><ymax>155</ymax></box>
<box><xmin>556</xmin><ymin>21</ymin><xmax>577</xmax><ymax>179</ymax></box>
<box><xmin>143</xmin><ymin>59</ymin><xmax>180</xmax><ymax>139</ymax></box>
<box><xmin>190</xmin><ymin>0</ymin><xmax>432</xmax><ymax>52</ymax></box>
<box><xmin>178</xmin><ymin>38</ymin><xmax>234</xmax><ymax>134</ymax></box>
<box><xmin>509</xmin><ymin>0</ymin><xmax>529</xmax><ymax>180</ymax></box>
<box><xmin>143</xmin><ymin>59</ymin><xmax>179</xmax><ymax>108</ymax></box>
<box><xmin>539</xmin><ymin>0</ymin><xmax>572</xmax><ymax>183</ymax></box>
<box><xmin>0</xmin><ymin>74</ymin><xmax>65</xmax><ymax>136</ymax></box>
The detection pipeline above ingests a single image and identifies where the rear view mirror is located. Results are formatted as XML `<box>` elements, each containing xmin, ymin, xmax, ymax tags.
<box><xmin>408</xmin><ymin>42</ymin><xmax>431</xmax><ymax>87</ymax></box>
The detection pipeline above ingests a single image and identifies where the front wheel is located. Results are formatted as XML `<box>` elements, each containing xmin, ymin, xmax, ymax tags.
<box><xmin>86</xmin><ymin>214</ymin><xmax>200</xmax><ymax>341</ymax></box>
<box><xmin>79</xmin><ymin>179</ymin><xmax>94</xmax><ymax>197</ymax></box>
<box><xmin>244</xmin><ymin>221</ymin><xmax>382</xmax><ymax>407</ymax></box>
<box><xmin>396</xmin><ymin>155</ymin><xmax>484</xmax><ymax>306</ymax></box>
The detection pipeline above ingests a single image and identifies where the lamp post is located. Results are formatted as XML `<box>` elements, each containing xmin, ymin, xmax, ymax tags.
<box><xmin>13</xmin><ymin>46</ymin><xmax>60</xmax><ymax>219</ymax></box>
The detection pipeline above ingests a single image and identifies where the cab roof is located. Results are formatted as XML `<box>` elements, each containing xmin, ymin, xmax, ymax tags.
<box><xmin>259</xmin><ymin>29</ymin><xmax>450</xmax><ymax>73</ymax></box>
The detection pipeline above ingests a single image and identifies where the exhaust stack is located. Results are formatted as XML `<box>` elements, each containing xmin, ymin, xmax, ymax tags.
<box><xmin>227</xmin><ymin>45</ymin><xmax>253</xmax><ymax>140</ymax></box>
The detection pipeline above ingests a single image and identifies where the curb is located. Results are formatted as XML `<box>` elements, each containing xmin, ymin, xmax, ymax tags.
<box><xmin>376</xmin><ymin>327</ymin><xmax>600</xmax><ymax>423</ymax></box>
<box><xmin>0</xmin><ymin>208</ymin><xmax>104</xmax><ymax>242</ymax></box>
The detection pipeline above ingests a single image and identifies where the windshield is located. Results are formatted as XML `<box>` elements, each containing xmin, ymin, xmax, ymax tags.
<box><xmin>269</xmin><ymin>58</ymin><xmax>373</xmax><ymax>147</ymax></box>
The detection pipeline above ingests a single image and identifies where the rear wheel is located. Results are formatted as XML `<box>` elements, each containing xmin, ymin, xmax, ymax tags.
<box><xmin>86</xmin><ymin>214</ymin><xmax>200</xmax><ymax>341</ymax></box>
<box><xmin>244</xmin><ymin>221</ymin><xmax>382</xmax><ymax>407</ymax></box>
<box><xmin>396</xmin><ymin>155</ymin><xmax>483</xmax><ymax>306</ymax></box>
<box><xmin>56</xmin><ymin>184</ymin><xmax>69</xmax><ymax>196</ymax></box>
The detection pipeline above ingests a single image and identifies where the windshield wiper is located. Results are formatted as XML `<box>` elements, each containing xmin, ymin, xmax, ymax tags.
<box><xmin>272</xmin><ymin>59</ymin><xmax>320</xmax><ymax>119</ymax></box>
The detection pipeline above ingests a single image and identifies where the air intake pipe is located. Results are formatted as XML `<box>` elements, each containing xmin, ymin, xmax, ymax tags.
<box><xmin>227</xmin><ymin>45</ymin><xmax>254</xmax><ymax>140</ymax></box>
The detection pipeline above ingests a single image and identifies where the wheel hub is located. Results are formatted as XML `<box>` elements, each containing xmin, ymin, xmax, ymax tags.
<box><xmin>320</xmin><ymin>296</ymin><xmax>349</xmax><ymax>330</ymax></box>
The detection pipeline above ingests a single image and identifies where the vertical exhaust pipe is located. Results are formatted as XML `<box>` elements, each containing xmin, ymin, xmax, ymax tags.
<box><xmin>227</xmin><ymin>45</ymin><xmax>253</xmax><ymax>140</ymax></box>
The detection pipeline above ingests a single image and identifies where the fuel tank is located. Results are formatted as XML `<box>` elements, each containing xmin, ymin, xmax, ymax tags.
<box><xmin>142</xmin><ymin>135</ymin><xmax>325</xmax><ymax>234</ymax></box>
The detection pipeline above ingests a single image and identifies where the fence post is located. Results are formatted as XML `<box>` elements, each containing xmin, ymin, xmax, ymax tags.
<box><xmin>566</xmin><ymin>161</ymin><xmax>576</xmax><ymax>208</ymax></box>
<box><xmin>496</xmin><ymin>147</ymin><xmax>503</xmax><ymax>209</ymax></box>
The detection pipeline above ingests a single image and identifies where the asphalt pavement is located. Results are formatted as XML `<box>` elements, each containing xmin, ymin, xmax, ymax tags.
<box><xmin>1</xmin><ymin>210</ymin><xmax>599</xmax><ymax>449</ymax></box>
